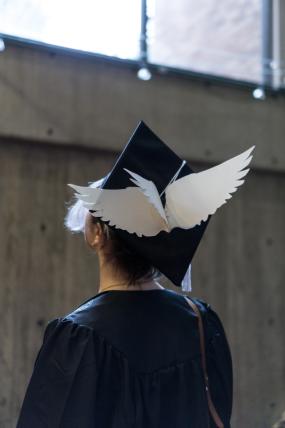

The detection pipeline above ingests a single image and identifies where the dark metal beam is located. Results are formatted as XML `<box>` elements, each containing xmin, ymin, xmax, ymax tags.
<box><xmin>262</xmin><ymin>0</ymin><xmax>273</xmax><ymax>86</ymax></box>
<box><xmin>139</xmin><ymin>0</ymin><xmax>148</xmax><ymax>64</ymax></box>
<box><xmin>262</xmin><ymin>0</ymin><xmax>285</xmax><ymax>89</ymax></box>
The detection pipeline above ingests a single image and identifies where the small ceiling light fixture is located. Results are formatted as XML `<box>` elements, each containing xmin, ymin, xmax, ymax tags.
<box><xmin>137</xmin><ymin>65</ymin><xmax>152</xmax><ymax>81</ymax></box>
<box><xmin>0</xmin><ymin>38</ymin><xmax>5</xmax><ymax>52</ymax></box>
<box><xmin>252</xmin><ymin>86</ymin><xmax>266</xmax><ymax>100</ymax></box>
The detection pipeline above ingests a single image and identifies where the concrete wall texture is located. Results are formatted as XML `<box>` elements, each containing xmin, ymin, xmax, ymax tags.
<box><xmin>0</xmin><ymin>41</ymin><xmax>284</xmax><ymax>428</ymax></box>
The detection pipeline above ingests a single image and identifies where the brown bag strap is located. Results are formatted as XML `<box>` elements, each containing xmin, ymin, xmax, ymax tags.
<box><xmin>184</xmin><ymin>296</ymin><xmax>224</xmax><ymax>428</ymax></box>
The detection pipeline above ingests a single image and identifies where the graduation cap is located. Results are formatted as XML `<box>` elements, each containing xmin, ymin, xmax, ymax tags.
<box><xmin>68</xmin><ymin>121</ymin><xmax>254</xmax><ymax>291</ymax></box>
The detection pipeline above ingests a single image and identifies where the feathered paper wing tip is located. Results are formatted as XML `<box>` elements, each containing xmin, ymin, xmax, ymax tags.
<box><xmin>247</xmin><ymin>145</ymin><xmax>255</xmax><ymax>154</ymax></box>
<box><xmin>67</xmin><ymin>183</ymin><xmax>88</xmax><ymax>194</ymax></box>
<box><xmin>242</xmin><ymin>145</ymin><xmax>255</xmax><ymax>167</ymax></box>
<box><xmin>67</xmin><ymin>177</ymin><xmax>105</xmax><ymax>194</ymax></box>
<box><xmin>236</xmin><ymin>145</ymin><xmax>255</xmax><ymax>181</ymax></box>
<box><xmin>241</xmin><ymin>145</ymin><xmax>255</xmax><ymax>159</ymax></box>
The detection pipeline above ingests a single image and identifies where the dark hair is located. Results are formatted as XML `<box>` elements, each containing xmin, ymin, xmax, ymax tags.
<box><xmin>91</xmin><ymin>216</ymin><xmax>162</xmax><ymax>286</ymax></box>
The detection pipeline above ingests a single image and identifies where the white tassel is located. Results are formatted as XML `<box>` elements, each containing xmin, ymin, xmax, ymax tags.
<box><xmin>181</xmin><ymin>263</ymin><xmax>192</xmax><ymax>292</ymax></box>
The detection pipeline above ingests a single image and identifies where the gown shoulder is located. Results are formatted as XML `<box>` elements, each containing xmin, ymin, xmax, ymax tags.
<box><xmin>16</xmin><ymin>317</ymin><xmax>96</xmax><ymax>428</ymax></box>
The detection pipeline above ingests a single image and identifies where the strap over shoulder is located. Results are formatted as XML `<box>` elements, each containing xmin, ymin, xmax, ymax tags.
<box><xmin>184</xmin><ymin>296</ymin><xmax>225</xmax><ymax>428</ymax></box>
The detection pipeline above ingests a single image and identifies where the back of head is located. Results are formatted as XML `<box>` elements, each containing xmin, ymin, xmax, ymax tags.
<box><xmin>64</xmin><ymin>185</ymin><xmax>162</xmax><ymax>286</ymax></box>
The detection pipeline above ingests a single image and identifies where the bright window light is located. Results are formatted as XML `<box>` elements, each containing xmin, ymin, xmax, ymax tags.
<box><xmin>148</xmin><ymin>0</ymin><xmax>262</xmax><ymax>84</ymax></box>
<box><xmin>0</xmin><ymin>0</ymin><xmax>270</xmax><ymax>87</ymax></box>
<box><xmin>0</xmin><ymin>0</ymin><xmax>141</xmax><ymax>59</ymax></box>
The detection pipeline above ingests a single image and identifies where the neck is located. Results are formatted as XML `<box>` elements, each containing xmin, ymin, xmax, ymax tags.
<box><xmin>97</xmin><ymin>254</ymin><xmax>164</xmax><ymax>293</ymax></box>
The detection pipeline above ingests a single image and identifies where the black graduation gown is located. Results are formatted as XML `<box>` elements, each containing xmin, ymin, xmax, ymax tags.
<box><xmin>16</xmin><ymin>288</ymin><xmax>233</xmax><ymax>428</ymax></box>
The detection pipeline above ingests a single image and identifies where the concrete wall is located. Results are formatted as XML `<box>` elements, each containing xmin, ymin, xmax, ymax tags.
<box><xmin>0</xmin><ymin>40</ymin><xmax>284</xmax><ymax>428</ymax></box>
<box><xmin>0</xmin><ymin>140</ymin><xmax>112</xmax><ymax>426</ymax></box>
<box><xmin>0</xmin><ymin>41</ymin><xmax>285</xmax><ymax>172</ymax></box>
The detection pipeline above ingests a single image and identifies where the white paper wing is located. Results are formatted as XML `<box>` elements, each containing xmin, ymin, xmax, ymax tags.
<box><xmin>165</xmin><ymin>145</ymin><xmax>255</xmax><ymax>230</ymax></box>
<box><xmin>123</xmin><ymin>168</ymin><xmax>167</xmax><ymax>222</ymax></box>
<box><xmin>67</xmin><ymin>184</ymin><xmax>168</xmax><ymax>237</ymax></box>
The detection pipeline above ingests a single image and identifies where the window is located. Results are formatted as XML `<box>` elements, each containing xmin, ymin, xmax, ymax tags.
<box><xmin>0</xmin><ymin>0</ymin><xmax>283</xmax><ymax>89</ymax></box>
<box><xmin>147</xmin><ymin>0</ymin><xmax>262</xmax><ymax>84</ymax></box>
<box><xmin>0</xmin><ymin>0</ymin><xmax>141</xmax><ymax>59</ymax></box>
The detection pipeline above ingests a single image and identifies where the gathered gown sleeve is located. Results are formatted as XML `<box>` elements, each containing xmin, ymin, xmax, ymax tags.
<box><xmin>16</xmin><ymin>317</ymin><xmax>96</xmax><ymax>428</ymax></box>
